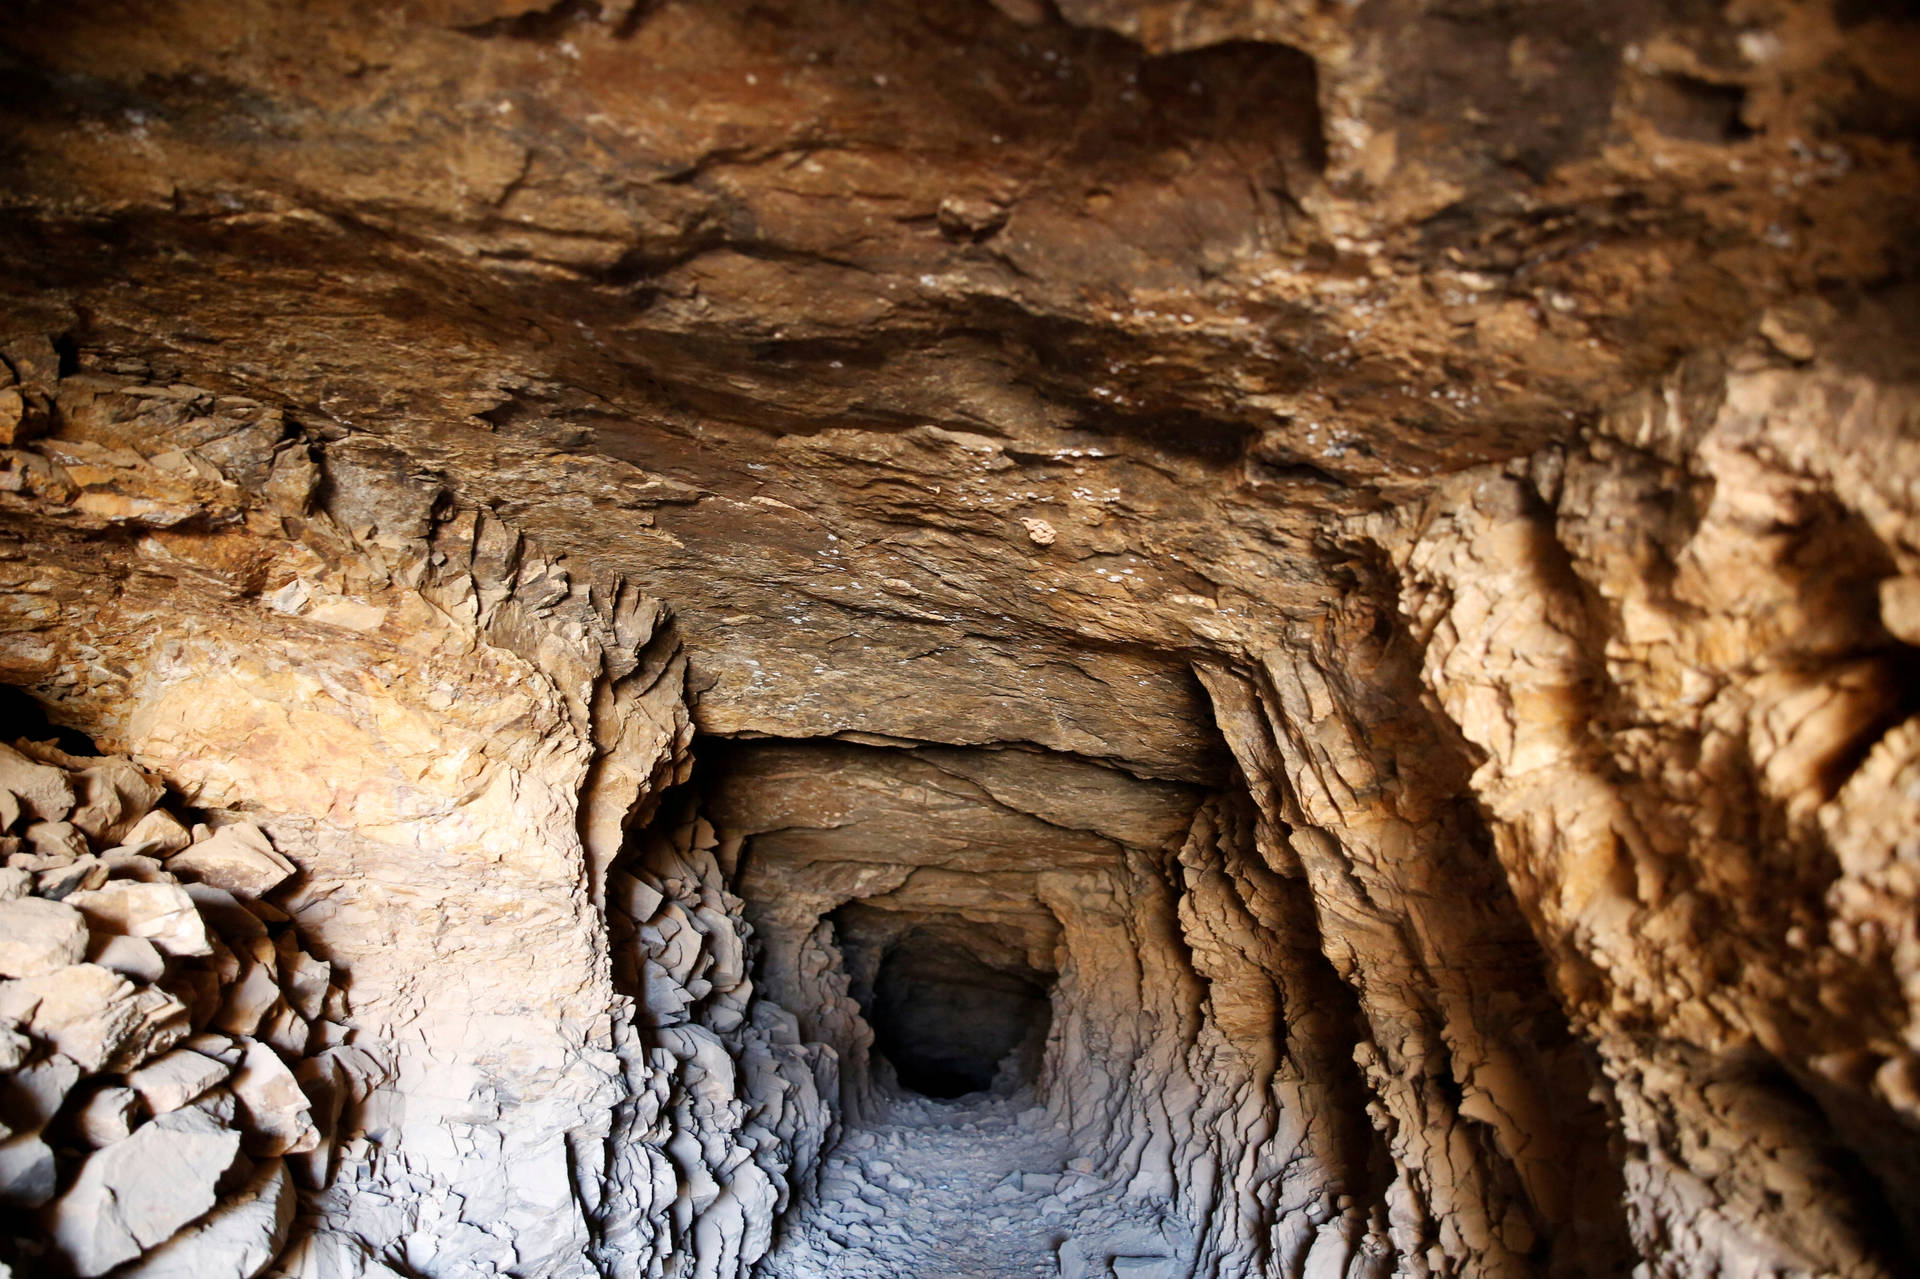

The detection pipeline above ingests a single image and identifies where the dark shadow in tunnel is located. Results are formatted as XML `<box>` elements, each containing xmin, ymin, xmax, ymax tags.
<box><xmin>861</xmin><ymin>929</ymin><xmax>1052</xmax><ymax>1099</ymax></box>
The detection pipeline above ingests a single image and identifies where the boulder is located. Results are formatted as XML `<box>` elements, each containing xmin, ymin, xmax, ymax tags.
<box><xmin>98</xmin><ymin>852</ymin><xmax>173</xmax><ymax>883</ymax></box>
<box><xmin>276</xmin><ymin>936</ymin><xmax>331</xmax><ymax>1021</ymax></box>
<box><xmin>182</xmin><ymin>883</ymin><xmax>266</xmax><ymax>942</ymax></box>
<box><xmin>89</xmin><ymin>933</ymin><xmax>167</xmax><ymax>983</ymax></box>
<box><xmin>45</xmin><ymin>1107</ymin><xmax>245</xmax><ymax>1276</ymax></box>
<box><xmin>260</xmin><ymin>1004</ymin><xmax>312</xmax><ymax>1058</ymax></box>
<box><xmin>36</xmin><ymin>855</ymin><xmax>108</xmax><ymax>899</ymax></box>
<box><xmin>230</xmin><ymin>1039</ymin><xmax>319</xmax><ymax>1156</ymax></box>
<box><xmin>117</xmin><ymin>1158</ymin><xmax>296</xmax><ymax>1279</ymax></box>
<box><xmin>67</xmin><ymin>761</ymin><xmax>164</xmax><ymax>845</ymax></box>
<box><xmin>0</xmin><ymin>867</ymin><xmax>30</xmax><ymax>900</ymax></box>
<box><xmin>1</xmin><ymin>1054</ymin><xmax>80</xmax><ymax>1129</ymax></box>
<box><xmin>0</xmin><ymin>1026</ymin><xmax>27</xmax><ymax>1071</ymax></box>
<box><xmin>102</xmin><ymin>986</ymin><xmax>191</xmax><ymax>1072</ymax></box>
<box><xmin>166</xmin><ymin>824</ymin><xmax>294</xmax><ymax>899</ymax></box>
<box><xmin>119</xmin><ymin>809</ymin><xmax>192</xmax><ymax>856</ymax></box>
<box><xmin>22</xmin><ymin>820</ymin><xmax>88</xmax><ymax>862</ymax></box>
<box><xmin>0</xmin><ymin>964</ymin><xmax>139</xmax><ymax>1070</ymax></box>
<box><xmin>215</xmin><ymin>961</ymin><xmax>283</xmax><ymax>1037</ymax></box>
<box><xmin>74</xmin><ymin>1085</ymin><xmax>141</xmax><ymax>1147</ymax></box>
<box><xmin>0</xmin><ymin>895</ymin><xmax>88</xmax><ymax>977</ymax></box>
<box><xmin>67</xmin><ymin>881</ymin><xmax>212</xmax><ymax>958</ymax></box>
<box><xmin>127</xmin><ymin>1047</ymin><xmax>231</xmax><ymax>1114</ymax></box>
<box><xmin>0</xmin><ymin>742</ymin><xmax>73</xmax><ymax>823</ymax></box>
<box><xmin>0</xmin><ymin>1133</ymin><xmax>55</xmax><ymax>1207</ymax></box>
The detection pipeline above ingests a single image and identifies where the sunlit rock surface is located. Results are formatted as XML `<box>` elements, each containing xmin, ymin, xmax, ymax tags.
<box><xmin>0</xmin><ymin>1</ymin><xmax>1915</xmax><ymax>1276</ymax></box>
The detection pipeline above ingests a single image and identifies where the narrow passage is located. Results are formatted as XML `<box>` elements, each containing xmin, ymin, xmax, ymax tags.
<box><xmin>759</xmin><ymin>1091</ymin><xmax>1188</xmax><ymax>1279</ymax></box>
<box><xmin>757</xmin><ymin>1092</ymin><xmax>1077</xmax><ymax>1279</ymax></box>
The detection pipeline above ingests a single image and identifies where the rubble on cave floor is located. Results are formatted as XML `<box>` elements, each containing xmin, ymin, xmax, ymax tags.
<box><xmin>759</xmin><ymin>1090</ymin><xmax>1188</xmax><ymax>1279</ymax></box>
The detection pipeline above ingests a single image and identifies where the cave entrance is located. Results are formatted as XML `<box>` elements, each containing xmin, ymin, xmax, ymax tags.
<box><xmin>827</xmin><ymin>901</ymin><xmax>1055</xmax><ymax>1099</ymax></box>
<box><xmin>867</xmin><ymin>931</ymin><xmax>1052</xmax><ymax>1098</ymax></box>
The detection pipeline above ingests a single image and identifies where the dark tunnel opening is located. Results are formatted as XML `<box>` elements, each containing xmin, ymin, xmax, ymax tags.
<box><xmin>868</xmin><ymin>933</ymin><xmax>1052</xmax><ymax>1098</ymax></box>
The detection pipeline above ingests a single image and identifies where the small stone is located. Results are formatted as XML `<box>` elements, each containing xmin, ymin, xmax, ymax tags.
<box><xmin>23</xmin><ymin>820</ymin><xmax>89</xmax><ymax>862</ymax></box>
<box><xmin>1</xmin><ymin>1054</ymin><xmax>81</xmax><ymax>1129</ymax></box>
<box><xmin>230</xmin><ymin>1039</ymin><xmax>319</xmax><ymax>1156</ymax></box>
<box><xmin>45</xmin><ymin>1106</ymin><xmax>245</xmax><ymax>1277</ymax></box>
<box><xmin>36</xmin><ymin>855</ymin><xmax>109</xmax><ymax>900</ymax></box>
<box><xmin>67</xmin><ymin>881</ymin><xmax>212</xmax><ymax>958</ymax></box>
<box><xmin>0</xmin><ymin>386</ymin><xmax>22</xmax><ymax>444</ymax></box>
<box><xmin>119</xmin><ymin>809</ymin><xmax>193</xmax><ymax>857</ymax></box>
<box><xmin>89</xmin><ymin>933</ymin><xmax>167</xmax><ymax>983</ymax></box>
<box><xmin>127</xmin><ymin>1048</ymin><xmax>232</xmax><ymax>1114</ymax></box>
<box><xmin>0</xmin><ymin>867</ymin><xmax>28</xmax><ymax>901</ymax></box>
<box><xmin>215</xmin><ymin>961</ymin><xmax>283</xmax><ymax>1038</ymax></box>
<box><xmin>0</xmin><ymin>895</ymin><xmax>88</xmax><ymax>977</ymax></box>
<box><xmin>0</xmin><ymin>1133</ymin><xmax>56</xmax><ymax>1206</ymax></box>
<box><xmin>1021</xmin><ymin>517</ymin><xmax>1057</xmax><ymax>546</ymax></box>
<box><xmin>166</xmin><ymin>823</ymin><xmax>294</xmax><ymax>899</ymax></box>
<box><xmin>937</xmin><ymin>194</ymin><xmax>1009</xmax><ymax>240</ymax></box>
<box><xmin>74</xmin><ymin>1085</ymin><xmax>141</xmax><ymax>1147</ymax></box>
<box><xmin>0</xmin><ymin>742</ymin><xmax>74</xmax><ymax>823</ymax></box>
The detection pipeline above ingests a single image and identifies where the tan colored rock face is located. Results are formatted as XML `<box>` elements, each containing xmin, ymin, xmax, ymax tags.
<box><xmin>0</xmin><ymin>1</ymin><xmax>1914</xmax><ymax>1277</ymax></box>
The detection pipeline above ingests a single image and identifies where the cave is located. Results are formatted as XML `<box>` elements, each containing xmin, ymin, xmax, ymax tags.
<box><xmin>861</xmin><ymin>925</ymin><xmax>1051</xmax><ymax>1098</ymax></box>
<box><xmin>0</xmin><ymin>1</ymin><xmax>1917</xmax><ymax>1278</ymax></box>
<box><xmin>832</xmin><ymin>905</ymin><xmax>1054</xmax><ymax>1099</ymax></box>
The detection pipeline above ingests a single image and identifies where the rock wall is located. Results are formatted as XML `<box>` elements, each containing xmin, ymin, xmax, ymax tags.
<box><xmin>1357</xmin><ymin>309</ymin><xmax>1920</xmax><ymax>1277</ymax></box>
<box><xmin>1</xmin><ymin>314</ymin><xmax>1918</xmax><ymax>1278</ymax></box>
<box><xmin>0</xmin><ymin>368</ymin><xmax>796</xmax><ymax>1277</ymax></box>
<box><xmin>0</xmin><ymin>735</ymin><xmax>362</xmax><ymax>1278</ymax></box>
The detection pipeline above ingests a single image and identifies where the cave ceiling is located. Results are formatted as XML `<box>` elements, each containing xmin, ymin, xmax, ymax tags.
<box><xmin>1</xmin><ymin>0</ymin><xmax>1914</xmax><ymax>778</ymax></box>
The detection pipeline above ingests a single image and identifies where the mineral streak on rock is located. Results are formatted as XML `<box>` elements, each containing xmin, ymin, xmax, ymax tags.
<box><xmin>0</xmin><ymin>1</ymin><xmax>1914</xmax><ymax>1277</ymax></box>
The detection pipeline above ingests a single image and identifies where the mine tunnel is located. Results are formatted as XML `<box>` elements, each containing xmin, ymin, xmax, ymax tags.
<box><xmin>1</xmin><ymin>1</ymin><xmax>1918</xmax><ymax>1278</ymax></box>
<box><xmin>861</xmin><ymin>927</ymin><xmax>1052</xmax><ymax>1098</ymax></box>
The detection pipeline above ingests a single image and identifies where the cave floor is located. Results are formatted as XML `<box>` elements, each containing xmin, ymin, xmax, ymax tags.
<box><xmin>757</xmin><ymin>1090</ymin><xmax>1128</xmax><ymax>1279</ymax></box>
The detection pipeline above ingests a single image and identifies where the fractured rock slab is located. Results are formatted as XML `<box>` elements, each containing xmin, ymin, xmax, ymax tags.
<box><xmin>46</xmin><ymin>1107</ymin><xmax>245</xmax><ymax>1276</ymax></box>
<box><xmin>0</xmin><ymin>894</ymin><xmax>87</xmax><ymax>977</ymax></box>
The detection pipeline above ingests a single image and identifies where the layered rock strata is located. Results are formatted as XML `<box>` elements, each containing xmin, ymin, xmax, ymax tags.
<box><xmin>0</xmin><ymin>1</ymin><xmax>1913</xmax><ymax>1277</ymax></box>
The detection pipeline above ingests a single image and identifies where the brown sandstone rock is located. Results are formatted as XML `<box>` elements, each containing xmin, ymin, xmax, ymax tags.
<box><xmin>167</xmin><ymin>825</ymin><xmax>295</xmax><ymax>899</ymax></box>
<box><xmin>0</xmin><ymin>895</ymin><xmax>87</xmax><ymax>977</ymax></box>
<box><xmin>67</xmin><ymin>882</ymin><xmax>211</xmax><ymax>959</ymax></box>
